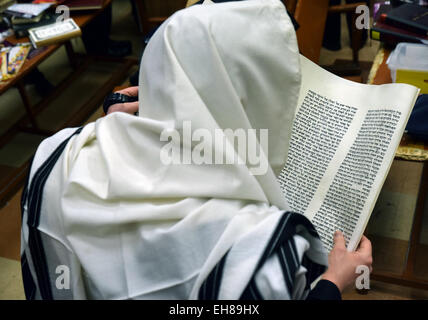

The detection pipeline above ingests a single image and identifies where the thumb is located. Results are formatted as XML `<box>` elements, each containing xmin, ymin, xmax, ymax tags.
<box><xmin>333</xmin><ymin>230</ymin><xmax>346</xmax><ymax>250</ymax></box>
<box><xmin>356</xmin><ymin>235</ymin><xmax>372</xmax><ymax>256</ymax></box>
<box><xmin>107</xmin><ymin>102</ymin><xmax>139</xmax><ymax>115</ymax></box>
<box><xmin>116</xmin><ymin>86</ymin><xmax>139</xmax><ymax>97</ymax></box>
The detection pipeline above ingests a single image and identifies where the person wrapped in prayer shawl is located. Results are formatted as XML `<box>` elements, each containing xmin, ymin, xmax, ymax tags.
<box><xmin>21</xmin><ymin>0</ymin><xmax>372</xmax><ymax>300</ymax></box>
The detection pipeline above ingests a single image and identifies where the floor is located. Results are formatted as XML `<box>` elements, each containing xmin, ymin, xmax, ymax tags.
<box><xmin>1</xmin><ymin>1</ymin><xmax>428</xmax><ymax>300</ymax></box>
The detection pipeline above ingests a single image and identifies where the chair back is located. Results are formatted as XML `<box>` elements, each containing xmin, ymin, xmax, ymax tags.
<box><xmin>135</xmin><ymin>0</ymin><xmax>188</xmax><ymax>34</ymax></box>
<box><xmin>293</xmin><ymin>0</ymin><xmax>330</xmax><ymax>63</ymax></box>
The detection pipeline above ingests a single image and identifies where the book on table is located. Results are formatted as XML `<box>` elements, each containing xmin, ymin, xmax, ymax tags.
<box><xmin>383</xmin><ymin>3</ymin><xmax>428</xmax><ymax>36</ymax></box>
<box><xmin>371</xmin><ymin>19</ymin><xmax>428</xmax><ymax>45</ymax></box>
<box><xmin>28</xmin><ymin>18</ymin><xmax>81</xmax><ymax>48</ymax></box>
<box><xmin>0</xmin><ymin>43</ymin><xmax>31</xmax><ymax>81</ymax></box>
<box><xmin>371</xmin><ymin>3</ymin><xmax>428</xmax><ymax>45</ymax></box>
<box><xmin>4</xmin><ymin>3</ymin><xmax>51</xmax><ymax>18</ymax></box>
<box><xmin>277</xmin><ymin>55</ymin><xmax>420</xmax><ymax>251</ymax></box>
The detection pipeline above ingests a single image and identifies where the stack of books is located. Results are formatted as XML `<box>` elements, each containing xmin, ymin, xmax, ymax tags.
<box><xmin>4</xmin><ymin>3</ymin><xmax>51</xmax><ymax>19</ymax></box>
<box><xmin>370</xmin><ymin>2</ymin><xmax>428</xmax><ymax>45</ymax></box>
<box><xmin>2</xmin><ymin>2</ymin><xmax>82</xmax><ymax>47</ymax></box>
<box><xmin>3</xmin><ymin>3</ymin><xmax>54</xmax><ymax>38</ymax></box>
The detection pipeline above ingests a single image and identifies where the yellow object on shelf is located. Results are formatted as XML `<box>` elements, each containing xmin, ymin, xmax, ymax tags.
<box><xmin>396</xmin><ymin>69</ymin><xmax>428</xmax><ymax>94</ymax></box>
<box><xmin>371</xmin><ymin>30</ymin><xmax>380</xmax><ymax>41</ymax></box>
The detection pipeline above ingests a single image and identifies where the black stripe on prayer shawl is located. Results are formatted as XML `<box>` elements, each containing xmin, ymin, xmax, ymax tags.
<box><xmin>20</xmin><ymin>157</ymin><xmax>36</xmax><ymax>300</ymax></box>
<box><xmin>301</xmin><ymin>255</ymin><xmax>327</xmax><ymax>291</ymax></box>
<box><xmin>240</xmin><ymin>212</ymin><xmax>326</xmax><ymax>299</ymax></box>
<box><xmin>240</xmin><ymin>278</ymin><xmax>263</xmax><ymax>300</ymax></box>
<box><xmin>20</xmin><ymin>155</ymin><xmax>34</xmax><ymax>220</ymax></box>
<box><xmin>21</xmin><ymin>253</ymin><xmax>36</xmax><ymax>300</ymax></box>
<box><xmin>277</xmin><ymin>242</ymin><xmax>298</xmax><ymax>293</ymax></box>
<box><xmin>198</xmin><ymin>250</ymin><xmax>230</xmax><ymax>300</ymax></box>
<box><xmin>23</xmin><ymin>128</ymin><xmax>82</xmax><ymax>300</ymax></box>
<box><xmin>198</xmin><ymin>211</ymin><xmax>326</xmax><ymax>300</ymax></box>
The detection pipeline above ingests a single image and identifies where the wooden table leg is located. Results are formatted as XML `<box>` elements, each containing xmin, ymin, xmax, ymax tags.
<box><xmin>403</xmin><ymin>162</ymin><xmax>428</xmax><ymax>279</ymax></box>
<box><xmin>64</xmin><ymin>41</ymin><xmax>78</xmax><ymax>69</ymax></box>
<box><xmin>16</xmin><ymin>80</ymin><xmax>39</xmax><ymax>130</ymax></box>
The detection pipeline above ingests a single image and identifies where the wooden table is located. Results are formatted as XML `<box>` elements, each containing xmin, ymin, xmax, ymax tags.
<box><xmin>0</xmin><ymin>1</ymin><xmax>138</xmax><ymax>206</ymax></box>
<box><xmin>1</xmin><ymin>6</ymin><xmax>108</xmax><ymax>93</ymax></box>
<box><xmin>367</xmin><ymin>47</ymin><xmax>428</xmax><ymax>290</ymax></box>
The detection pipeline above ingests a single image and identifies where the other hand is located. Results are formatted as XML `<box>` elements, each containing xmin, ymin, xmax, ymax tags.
<box><xmin>107</xmin><ymin>86</ymin><xmax>139</xmax><ymax>115</ymax></box>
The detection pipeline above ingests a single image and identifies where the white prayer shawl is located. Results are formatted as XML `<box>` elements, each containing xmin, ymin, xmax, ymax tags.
<box><xmin>21</xmin><ymin>0</ymin><xmax>328</xmax><ymax>300</ymax></box>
